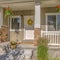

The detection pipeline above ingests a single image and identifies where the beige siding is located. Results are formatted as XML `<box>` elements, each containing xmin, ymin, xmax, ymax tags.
<box><xmin>3</xmin><ymin>7</ymin><xmax>58</xmax><ymax>41</ymax></box>
<box><xmin>41</xmin><ymin>7</ymin><xmax>57</xmax><ymax>30</ymax></box>
<box><xmin>3</xmin><ymin>7</ymin><xmax>57</xmax><ymax>30</ymax></box>
<box><xmin>3</xmin><ymin>9</ymin><xmax>8</xmax><ymax>26</ymax></box>
<box><xmin>3</xmin><ymin>10</ymin><xmax>34</xmax><ymax>27</ymax></box>
<box><xmin>3</xmin><ymin>10</ymin><xmax>34</xmax><ymax>41</ymax></box>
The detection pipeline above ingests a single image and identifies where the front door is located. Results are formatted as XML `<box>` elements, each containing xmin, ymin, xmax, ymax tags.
<box><xmin>10</xmin><ymin>16</ymin><xmax>22</xmax><ymax>42</ymax></box>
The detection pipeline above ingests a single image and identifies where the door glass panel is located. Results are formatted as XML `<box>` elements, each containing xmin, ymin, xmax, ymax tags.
<box><xmin>47</xmin><ymin>15</ymin><xmax>56</xmax><ymax>31</ymax></box>
<box><xmin>10</xmin><ymin>16</ymin><xmax>21</xmax><ymax>30</ymax></box>
<box><xmin>57</xmin><ymin>15</ymin><xmax>60</xmax><ymax>31</ymax></box>
<box><xmin>12</xmin><ymin>18</ymin><xmax>20</xmax><ymax>29</ymax></box>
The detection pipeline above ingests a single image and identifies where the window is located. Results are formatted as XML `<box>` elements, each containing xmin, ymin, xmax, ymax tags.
<box><xmin>10</xmin><ymin>16</ymin><xmax>21</xmax><ymax>31</ymax></box>
<box><xmin>57</xmin><ymin>15</ymin><xmax>60</xmax><ymax>30</ymax></box>
<box><xmin>46</xmin><ymin>14</ymin><xmax>60</xmax><ymax>31</ymax></box>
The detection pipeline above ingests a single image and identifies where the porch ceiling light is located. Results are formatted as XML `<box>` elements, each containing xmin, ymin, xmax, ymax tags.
<box><xmin>56</xmin><ymin>5</ymin><xmax>60</xmax><ymax>12</ymax></box>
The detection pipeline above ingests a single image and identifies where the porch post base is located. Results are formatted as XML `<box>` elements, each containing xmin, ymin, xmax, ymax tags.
<box><xmin>34</xmin><ymin>28</ymin><xmax>41</xmax><ymax>46</ymax></box>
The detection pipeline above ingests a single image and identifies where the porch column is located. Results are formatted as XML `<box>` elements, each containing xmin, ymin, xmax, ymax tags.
<box><xmin>34</xmin><ymin>2</ymin><xmax>41</xmax><ymax>46</ymax></box>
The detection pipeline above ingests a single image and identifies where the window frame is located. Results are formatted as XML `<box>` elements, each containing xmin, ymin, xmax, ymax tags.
<box><xmin>10</xmin><ymin>16</ymin><xmax>21</xmax><ymax>31</ymax></box>
<box><xmin>46</xmin><ymin>13</ymin><xmax>60</xmax><ymax>31</ymax></box>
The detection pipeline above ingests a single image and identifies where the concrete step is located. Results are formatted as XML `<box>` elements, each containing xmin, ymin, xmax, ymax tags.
<box><xmin>48</xmin><ymin>45</ymin><xmax>60</xmax><ymax>50</ymax></box>
<box><xmin>22</xmin><ymin>40</ymin><xmax>34</xmax><ymax>42</ymax></box>
<box><xmin>20</xmin><ymin>44</ymin><xmax>37</xmax><ymax>49</ymax></box>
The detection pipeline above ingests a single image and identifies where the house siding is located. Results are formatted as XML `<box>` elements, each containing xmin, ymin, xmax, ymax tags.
<box><xmin>3</xmin><ymin>10</ymin><xmax>34</xmax><ymax>41</ymax></box>
<box><xmin>2</xmin><ymin>7</ymin><xmax>58</xmax><ymax>42</ymax></box>
<box><xmin>41</xmin><ymin>7</ymin><xmax>57</xmax><ymax>31</ymax></box>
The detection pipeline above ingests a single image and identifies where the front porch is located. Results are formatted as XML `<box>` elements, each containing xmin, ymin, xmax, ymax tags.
<box><xmin>0</xmin><ymin>0</ymin><xmax>60</xmax><ymax>46</ymax></box>
<box><xmin>0</xmin><ymin>0</ymin><xmax>60</xmax><ymax>59</ymax></box>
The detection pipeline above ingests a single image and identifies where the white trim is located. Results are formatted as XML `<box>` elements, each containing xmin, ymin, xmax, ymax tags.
<box><xmin>46</xmin><ymin>13</ymin><xmax>60</xmax><ymax>15</ymax></box>
<box><xmin>34</xmin><ymin>4</ymin><xmax>40</xmax><ymax>28</ymax></box>
<box><xmin>10</xmin><ymin>29</ymin><xmax>21</xmax><ymax>31</ymax></box>
<box><xmin>41</xmin><ymin>31</ymin><xmax>60</xmax><ymax>34</ymax></box>
<box><xmin>48</xmin><ymin>44</ymin><xmax>60</xmax><ymax>46</ymax></box>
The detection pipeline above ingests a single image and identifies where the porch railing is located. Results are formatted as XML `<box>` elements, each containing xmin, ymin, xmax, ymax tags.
<box><xmin>41</xmin><ymin>31</ymin><xmax>60</xmax><ymax>45</ymax></box>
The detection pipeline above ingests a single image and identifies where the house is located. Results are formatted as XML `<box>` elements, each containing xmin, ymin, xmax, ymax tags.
<box><xmin>0</xmin><ymin>0</ymin><xmax>60</xmax><ymax>58</ymax></box>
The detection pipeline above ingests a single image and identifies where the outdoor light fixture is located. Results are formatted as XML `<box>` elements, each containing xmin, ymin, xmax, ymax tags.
<box><xmin>56</xmin><ymin>5</ymin><xmax>60</xmax><ymax>12</ymax></box>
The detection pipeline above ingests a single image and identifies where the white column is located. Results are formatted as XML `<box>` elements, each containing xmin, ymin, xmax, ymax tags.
<box><xmin>0</xmin><ymin>8</ymin><xmax>3</xmax><ymax>28</ymax></box>
<box><xmin>34</xmin><ymin>4</ymin><xmax>41</xmax><ymax>28</ymax></box>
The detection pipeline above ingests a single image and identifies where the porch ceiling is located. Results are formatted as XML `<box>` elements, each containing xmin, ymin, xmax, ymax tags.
<box><xmin>0</xmin><ymin>0</ymin><xmax>35</xmax><ymax>11</ymax></box>
<box><xmin>0</xmin><ymin>0</ymin><xmax>60</xmax><ymax>11</ymax></box>
<box><xmin>41</xmin><ymin>0</ymin><xmax>60</xmax><ymax>7</ymax></box>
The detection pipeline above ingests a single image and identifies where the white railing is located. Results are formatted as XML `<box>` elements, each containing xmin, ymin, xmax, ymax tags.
<box><xmin>41</xmin><ymin>31</ymin><xmax>60</xmax><ymax>45</ymax></box>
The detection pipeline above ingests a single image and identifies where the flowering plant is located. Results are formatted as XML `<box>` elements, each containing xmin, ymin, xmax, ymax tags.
<box><xmin>5</xmin><ymin>7</ymin><xmax>12</xmax><ymax>16</ymax></box>
<box><xmin>10</xmin><ymin>41</ymin><xmax>17</xmax><ymax>49</ymax></box>
<box><xmin>56</xmin><ymin>5</ymin><xmax>60</xmax><ymax>12</ymax></box>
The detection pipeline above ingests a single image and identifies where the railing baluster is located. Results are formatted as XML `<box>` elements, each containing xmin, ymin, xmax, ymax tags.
<box><xmin>48</xmin><ymin>34</ymin><xmax>49</xmax><ymax>43</ymax></box>
<box><xmin>56</xmin><ymin>34</ymin><xmax>57</xmax><ymax>44</ymax></box>
<box><xmin>57</xmin><ymin>34</ymin><xmax>59</xmax><ymax>44</ymax></box>
<box><xmin>50</xmin><ymin>35</ymin><xmax>51</xmax><ymax>44</ymax></box>
<box><xmin>52</xmin><ymin>34</ymin><xmax>53</xmax><ymax>44</ymax></box>
<box><xmin>55</xmin><ymin>34</ymin><xmax>56</xmax><ymax>44</ymax></box>
<box><xmin>57</xmin><ymin>34</ymin><xmax>58</xmax><ymax>44</ymax></box>
<box><xmin>48</xmin><ymin>34</ymin><xmax>50</xmax><ymax>43</ymax></box>
<box><xmin>54</xmin><ymin>34</ymin><xmax>55</xmax><ymax>44</ymax></box>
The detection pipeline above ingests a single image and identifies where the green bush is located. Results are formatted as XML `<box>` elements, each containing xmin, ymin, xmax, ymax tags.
<box><xmin>49</xmin><ymin>55</ymin><xmax>60</xmax><ymax>60</ymax></box>
<box><xmin>52</xmin><ymin>57</ymin><xmax>60</xmax><ymax>60</ymax></box>
<box><xmin>37</xmin><ymin>38</ymin><xmax>48</xmax><ymax>60</ymax></box>
<box><xmin>48</xmin><ymin>54</ymin><xmax>60</xmax><ymax>60</ymax></box>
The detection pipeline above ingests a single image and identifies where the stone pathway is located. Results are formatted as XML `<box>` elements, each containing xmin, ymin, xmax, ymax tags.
<box><xmin>23</xmin><ymin>58</ymin><xmax>31</xmax><ymax>60</ymax></box>
<box><xmin>24</xmin><ymin>58</ymin><xmax>36</xmax><ymax>60</ymax></box>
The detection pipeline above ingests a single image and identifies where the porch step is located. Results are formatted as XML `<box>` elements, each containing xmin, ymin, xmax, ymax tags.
<box><xmin>22</xmin><ymin>40</ymin><xmax>34</xmax><ymax>42</ymax></box>
<box><xmin>19</xmin><ymin>44</ymin><xmax>37</xmax><ymax>49</ymax></box>
<box><xmin>48</xmin><ymin>44</ymin><xmax>60</xmax><ymax>50</ymax></box>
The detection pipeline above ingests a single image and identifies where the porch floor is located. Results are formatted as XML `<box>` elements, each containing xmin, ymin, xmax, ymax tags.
<box><xmin>23</xmin><ymin>53</ymin><xmax>37</xmax><ymax>60</ymax></box>
<box><xmin>23</xmin><ymin>58</ymin><xmax>36</xmax><ymax>60</ymax></box>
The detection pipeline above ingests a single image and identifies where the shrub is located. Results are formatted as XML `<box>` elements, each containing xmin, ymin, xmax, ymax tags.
<box><xmin>52</xmin><ymin>57</ymin><xmax>60</xmax><ymax>60</ymax></box>
<box><xmin>37</xmin><ymin>38</ymin><xmax>48</xmax><ymax>60</ymax></box>
<box><xmin>49</xmin><ymin>55</ymin><xmax>60</xmax><ymax>60</ymax></box>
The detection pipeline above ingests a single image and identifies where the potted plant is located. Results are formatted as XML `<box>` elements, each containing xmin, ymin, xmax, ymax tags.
<box><xmin>10</xmin><ymin>41</ymin><xmax>17</xmax><ymax>49</ymax></box>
